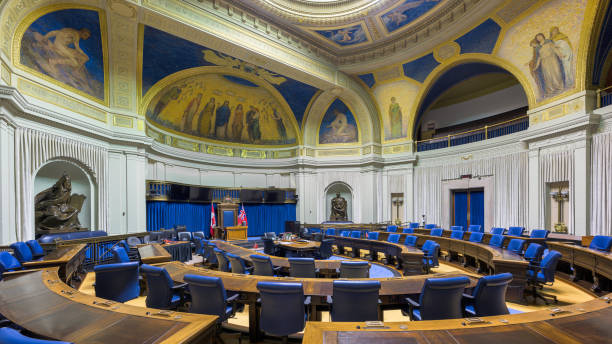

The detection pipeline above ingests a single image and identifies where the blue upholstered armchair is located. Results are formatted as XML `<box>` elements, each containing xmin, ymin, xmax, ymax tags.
<box><xmin>450</xmin><ymin>225</ymin><xmax>464</xmax><ymax>232</ymax></box>
<box><xmin>9</xmin><ymin>242</ymin><xmax>37</xmax><ymax>263</ymax></box>
<box><xmin>424</xmin><ymin>224</ymin><xmax>436</xmax><ymax>229</ymax></box>
<box><xmin>25</xmin><ymin>240</ymin><xmax>45</xmax><ymax>259</ymax></box>
<box><xmin>404</xmin><ymin>276</ymin><xmax>470</xmax><ymax>320</ymax></box>
<box><xmin>430</xmin><ymin>228</ymin><xmax>443</xmax><ymax>237</ymax></box>
<box><xmin>409</xmin><ymin>222</ymin><xmax>420</xmax><ymax>228</ymax></box>
<box><xmin>339</xmin><ymin>261</ymin><xmax>369</xmax><ymax>278</ymax></box>
<box><xmin>289</xmin><ymin>257</ymin><xmax>319</xmax><ymax>278</ymax></box>
<box><xmin>507</xmin><ymin>226</ymin><xmax>525</xmax><ymax>237</ymax></box>
<box><xmin>529</xmin><ymin>229</ymin><xmax>550</xmax><ymax>238</ymax></box>
<box><xmin>468</xmin><ymin>224</ymin><xmax>482</xmax><ymax>233</ymax></box>
<box><xmin>468</xmin><ymin>232</ymin><xmax>484</xmax><ymax>243</ymax></box>
<box><xmin>184</xmin><ymin>274</ymin><xmax>238</xmax><ymax>322</ymax></box>
<box><xmin>367</xmin><ymin>231</ymin><xmax>379</xmax><ymax>240</ymax></box>
<box><xmin>250</xmin><ymin>254</ymin><xmax>281</xmax><ymax>276</ymax></box>
<box><xmin>403</xmin><ymin>235</ymin><xmax>417</xmax><ymax>247</ymax></box>
<box><xmin>178</xmin><ymin>232</ymin><xmax>192</xmax><ymax>242</ymax></box>
<box><xmin>524</xmin><ymin>243</ymin><xmax>545</xmax><ymax>265</ymax></box>
<box><xmin>214</xmin><ymin>248</ymin><xmax>231</xmax><ymax>272</ymax></box>
<box><xmin>339</xmin><ymin>230</ymin><xmax>350</xmax><ymax>237</ymax></box>
<box><xmin>488</xmin><ymin>234</ymin><xmax>506</xmax><ymax>248</ymax></box>
<box><xmin>450</xmin><ymin>230</ymin><xmax>464</xmax><ymax>240</ymax></box>
<box><xmin>387</xmin><ymin>234</ymin><xmax>400</xmax><ymax>243</ymax></box>
<box><xmin>315</xmin><ymin>239</ymin><xmax>333</xmax><ymax>260</ymax></box>
<box><xmin>111</xmin><ymin>246</ymin><xmax>130</xmax><ymax>263</ymax></box>
<box><xmin>325</xmin><ymin>228</ymin><xmax>336</xmax><ymax>236</ymax></box>
<box><xmin>506</xmin><ymin>239</ymin><xmax>526</xmax><ymax>255</ymax></box>
<box><xmin>490</xmin><ymin>227</ymin><xmax>505</xmax><ymax>235</ymax></box>
<box><xmin>0</xmin><ymin>252</ymin><xmax>22</xmax><ymax>280</ymax></box>
<box><xmin>0</xmin><ymin>327</ymin><xmax>72</xmax><ymax>344</ymax></box>
<box><xmin>526</xmin><ymin>250</ymin><xmax>562</xmax><ymax>304</ymax></box>
<box><xmin>262</xmin><ymin>238</ymin><xmax>279</xmax><ymax>256</ymax></box>
<box><xmin>402</xmin><ymin>227</ymin><xmax>414</xmax><ymax>234</ymax></box>
<box><xmin>329</xmin><ymin>280</ymin><xmax>381</xmax><ymax>322</ymax></box>
<box><xmin>421</xmin><ymin>240</ymin><xmax>440</xmax><ymax>273</ymax></box>
<box><xmin>386</xmin><ymin>225</ymin><xmax>398</xmax><ymax>233</ymax></box>
<box><xmin>257</xmin><ymin>282</ymin><xmax>307</xmax><ymax>340</ymax></box>
<box><xmin>463</xmin><ymin>273</ymin><xmax>513</xmax><ymax>317</ymax></box>
<box><xmin>94</xmin><ymin>262</ymin><xmax>140</xmax><ymax>302</ymax></box>
<box><xmin>350</xmin><ymin>230</ymin><xmax>361</xmax><ymax>239</ymax></box>
<box><xmin>227</xmin><ymin>253</ymin><xmax>253</xmax><ymax>274</ymax></box>
<box><xmin>140</xmin><ymin>264</ymin><xmax>186</xmax><ymax>309</ymax></box>
<box><xmin>589</xmin><ymin>235</ymin><xmax>612</xmax><ymax>252</ymax></box>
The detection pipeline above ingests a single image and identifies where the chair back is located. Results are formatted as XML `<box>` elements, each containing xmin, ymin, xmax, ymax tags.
<box><xmin>424</xmin><ymin>224</ymin><xmax>436</xmax><ymax>229</ymax></box>
<box><xmin>524</xmin><ymin>243</ymin><xmax>545</xmax><ymax>263</ymax></box>
<box><xmin>538</xmin><ymin>250</ymin><xmax>562</xmax><ymax>283</ymax></box>
<box><xmin>25</xmin><ymin>240</ymin><xmax>45</xmax><ymax>258</ymax></box>
<box><xmin>214</xmin><ymin>248</ymin><xmax>231</xmax><ymax>272</ymax></box>
<box><xmin>0</xmin><ymin>252</ymin><xmax>21</xmax><ymax>273</ymax></box>
<box><xmin>205</xmin><ymin>242</ymin><xmax>218</xmax><ymax>265</ymax></box>
<box><xmin>325</xmin><ymin>228</ymin><xmax>336</xmax><ymax>236</ymax></box>
<box><xmin>409</xmin><ymin>222</ymin><xmax>420</xmax><ymax>228</ymax></box>
<box><xmin>507</xmin><ymin>227</ymin><xmax>525</xmax><ymax>237</ymax></box>
<box><xmin>262</xmin><ymin>238</ymin><xmax>277</xmax><ymax>255</ymax></box>
<box><xmin>264</xmin><ymin>232</ymin><xmax>277</xmax><ymax>240</ymax></box>
<box><xmin>468</xmin><ymin>232</ymin><xmax>484</xmax><ymax>243</ymax></box>
<box><xmin>193</xmin><ymin>231</ymin><xmax>205</xmax><ymax>240</ymax></box>
<box><xmin>340</xmin><ymin>231</ymin><xmax>350</xmax><ymax>237</ymax></box>
<box><xmin>0</xmin><ymin>326</ymin><xmax>72</xmax><ymax>344</ymax></box>
<box><xmin>529</xmin><ymin>229</ymin><xmax>550</xmax><ymax>238</ymax></box>
<box><xmin>367</xmin><ymin>232</ymin><xmax>379</xmax><ymax>240</ymax></box>
<box><xmin>350</xmin><ymin>230</ymin><xmax>362</xmax><ymax>239</ymax></box>
<box><xmin>422</xmin><ymin>241</ymin><xmax>440</xmax><ymax>267</ymax></box>
<box><xmin>178</xmin><ymin>232</ymin><xmax>192</xmax><ymax>241</ymax></box>
<box><xmin>490</xmin><ymin>227</ymin><xmax>505</xmax><ymax>235</ymax></box>
<box><xmin>257</xmin><ymin>282</ymin><xmax>305</xmax><ymax>336</ymax></box>
<box><xmin>488</xmin><ymin>234</ymin><xmax>506</xmax><ymax>248</ymax></box>
<box><xmin>126</xmin><ymin>236</ymin><xmax>141</xmax><ymax>247</ymax></box>
<box><xmin>142</xmin><ymin>235</ymin><xmax>151</xmax><ymax>244</ymax></box>
<box><xmin>193</xmin><ymin>237</ymin><xmax>204</xmax><ymax>255</ymax></box>
<box><xmin>468</xmin><ymin>225</ymin><xmax>482</xmax><ymax>233</ymax></box>
<box><xmin>149</xmin><ymin>232</ymin><xmax>161</xmax><ymax>242</ymax></box>
<box><xmin>387</xmin><ymin>225</ymin><xmax>398</xmax><ymax>233</ymax></box>
<box><xmin>251</xmin><ymin>254</ymin><xmax>277</xmax><ymax>276</ymax></box>
<box><xmin>331</xmin><ymin>280</ymin><xmax>380</xmax><ymax>322</ymax></box>
<box><xmin>418</xmin><ymin>276</ymin><xmax>470</xmax><ymax>320</ymax></box>
<box><xmin>450</xmin><ymin>226</ymin><xmax>463</xmax><ymax>232</ymax></box>
<box><xmin>227</xmin><ymin>253</ymin><xmax>249</xmax><ymax>274</ymax></box>
<box><xmin>317</xmin><ymin>239</ymin><xmax>333</xmax><ymax>259</ymax></box>
<box><xmin>403</xmin><ymin>235</ymin><xmax>417</xmax><ymax>247</ymax></box>
<box><xmin>289</xmin><ymin>257</ymin><xmax>316</xmax><ymax>278</ymax></box>
<box><xmin>162</xmin><ymin>230</ymin><xmax>175</xmax><ymax>240</ymax></box>
<box><xmin>118</xmin><ymin>240</ymin><xmax>130</xmax><ymax>252</ymax></box>
<box><xmin>140</xmin><ymin>264</ymin><xmax>176</xmax><ymax>309</ymax></box>
<box><xmin>111</xmin><ymin>246</ymin><xmax>130</xmax><ymax>263</ymax></box>
<box><xmin>506</xmin><ymin>239</ymin><xmax>526</xmax><ymax>254</ymax></box>
<box><xmin>470</xmin><ymin>273</ymin><xmax>513</xmax><ymax>316</ymax></box>
<box><xmin>184</xmin><ymin>274</ymin><xmax>229</xmax><ymax>321</ymax></box>
<box><xmin>450</xmin><ymin>230</ymin><xmax>463</xmax><ymax>240</ymax></box>
<box><xmin>430</xmin><ymin>228</ymin><xmax>443</xmax><ymax>237</ymax></box>
<box><xmin>387</xmin><ymin>234</ymin><xmax>400</xmax><ymax>244</ymax></box>
<box><xmin>339</xmin><ymin>260</ymin><xmax>369</xmax><ymax>278</ymax></box>
<box><xmin>589</xmin><ymin>235</ymin><xmax>612</xmax><ymax>252</ymax></box>
<box><xmin>9</xmin><ymin>242</ymin><xmax>33</xmax><ymax>263</ymax></box>
<box><xmin>94</xmin><ymin>262</ymin><xmax>140</xmax><ymax>302</ymax></box>
<box><xmin>402</xmin><ymin>228</ymin><xmax>414</xmax><ymax>234</ymax></box>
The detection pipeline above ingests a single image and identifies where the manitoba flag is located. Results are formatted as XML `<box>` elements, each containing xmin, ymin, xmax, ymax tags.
<box><xmin>210</xmin><ymin>203</ymin><xmax>216</xmax><ymax>237</ymax></box>
<box><xmin>238</xmin><ymin>203</ymin><xmax>248</xmax><ymax>226</ymax></box>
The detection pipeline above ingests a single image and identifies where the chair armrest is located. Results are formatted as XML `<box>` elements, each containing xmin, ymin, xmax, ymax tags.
<box><xmin>226</xmin><ymin>293</ymin><xmax>240</xmax><ymax>303</ymax></box>
<box><xmin>462</xmin><ymin>293</ymin><xmax>475</xmax><ymax>300</ymax></box>
<box><xmin>272</xmin><ymin>266</ymin><xmax>282</xmax><ymax>272</ymax></box>
<box><xmin>172</xmin><ymin>282</ymin><xmax>188</xmax><ymax>290</ymax></box>
<box><xmin>404</xmin><ymin>296</ymin><xmax>420</xmax><ymax>308</ymax></box>
<box><xmin>245</xmin><ymin>266</ymin><xmax>254</xmax><ymax>273</ymax></box>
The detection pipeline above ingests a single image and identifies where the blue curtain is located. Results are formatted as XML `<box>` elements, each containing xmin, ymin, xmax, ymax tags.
<box><xmin>469</xmin><ymin>190</ymin><xmax>485</xmax><ymax>229</ymax></box>
<box><xmin>453</xmin><ymin>191</ymin><xmax>468</xmax><ymax>229</ymax></box>
<box><xmin>146</xmin><ymin>201</ymin><xmax>296</xmax><ymax>238</ymax></box>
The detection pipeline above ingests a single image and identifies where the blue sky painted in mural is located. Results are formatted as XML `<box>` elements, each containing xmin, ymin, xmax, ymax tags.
<box><xmin>381</xmin><ymin>0</ymin><xmax>441</xmax><ymax>33</ymax></box>
<box><xmin>455</xmin><ymin>19</ymin><xmax>501</xmax><ymax>54</ymax></box>
<box><xmin>319</xmin><ymin>98</ymin><xmax>358</xmax><ymax>144</ymax></box>
<box><xmin>142</xmin><ymin>26</ymin><xmax>319</xmax><ymax>127</ymax></box>
<box><xmin>315</xmin><ymin>24</ymin><xmax>368</xmax><ymax>46</ymax></box>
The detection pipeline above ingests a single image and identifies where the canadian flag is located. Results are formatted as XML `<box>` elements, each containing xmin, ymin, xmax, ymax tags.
<box><xmin>238</xmin><ymin>203</ymin><xmax>248</xmax><ymax>226</ymax></box>
<box><xmin>210</xmin><ymin>203</ymin><xmax>216</xmax><ymax>237</ymax></box>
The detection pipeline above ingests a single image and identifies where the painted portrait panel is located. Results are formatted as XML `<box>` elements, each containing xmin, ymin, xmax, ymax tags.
<box><xmin>318</xmin><ymin>99</ymin><xmax>359</xmax><ymax>144</ymax></box>
<box><xmin>20</xmin><ymin>8</ymin><xmax>105</xmax><ymax>101</ymax></box>
<box><xmin>147</xmin><ymin>73</ymin><xmax>297</xmax><ymax>146</ymax></box>
<box><xmin>315</xmin><ymin>24</ymin><xmax>368</xmax><ymax>47</ymax></box>
<box><xmin>498</xmin><ymin>0</ymin><xmax>585</xmax><ymax>102</ymax></box>
<box><xmin>381</xmin><ymin>0</ymin><xmax>441</xmax><ymax>33</ymax></box>
<box><xmin>373</xmin><ymin>80</ymin><xmax>419</xmax><ymax>141</ymax></box>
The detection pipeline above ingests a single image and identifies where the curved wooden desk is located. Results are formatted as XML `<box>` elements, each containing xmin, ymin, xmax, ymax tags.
<box><xmin>407</xmin><ymin>228</ymin><xmax>547</xmax><ymax>247</ymax></box>
<box><xmin>548</xmin><ymin>241</ymin><xmax>612</xmax><ymax>291</ymax></box>
<box><xmin>0</xmin><ymin>268</ymin><xmax>217</xmax><ymax>344</ymax></box>
<box><xmin>302</xmin><ymin>294</ymin><xmax>612</xmax><ymax>344</ymax></box>
<box><xmin>22</xmin><ymin>243</ymin><xmax>86</xmax><ymax>284</ymax></box>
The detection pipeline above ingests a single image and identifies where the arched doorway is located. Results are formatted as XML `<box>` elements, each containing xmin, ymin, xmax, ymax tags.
<box><xmin>324</xmin><ymin>182</ymin><xmax>353</xmax><ymax>222</ymax></box>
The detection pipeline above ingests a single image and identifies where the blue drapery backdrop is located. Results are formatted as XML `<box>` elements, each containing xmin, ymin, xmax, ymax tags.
<box><xmin>469</xmin><ymin>190</ymin><xmax>485</xmax><ymax>229</ymax></box>
<box><xmin>146</xmin><ymin>201</ymin><xmax>296</xmax><ymax>237</ymax></box>
<box><xmin>453</xmin><ymin>191</ymin><xmax>468</xmax><ymax>229</ymax></box>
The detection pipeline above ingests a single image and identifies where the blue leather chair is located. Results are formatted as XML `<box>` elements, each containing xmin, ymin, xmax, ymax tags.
<box><xmin>404</xmin><ymin>276</ymin><xmax>470</xmax><ymax>320</ymax></box>
<box><xmin>387</xmin><ymin>225</ymin><xmax>398</xmax><ymax>233</ymax></box>
<box><xmin>468</xmin><ymin>224</ymin><xmax>482</xmax><ymax>233</ymax></box>
<box><xmin>402</xmin><ymin>228</ymin><xmax>414</xmax><ymax>234</ymax></box>
<box><xmin>409</xmin><ymin>222</ymin><xmax>420</xmax><ymax>228</ymax></box>
<box><xmin>430</xmin><ymin>228</ymin><xmax>443</xmax><ymax>237</ymax></box>
<box><xmin>0</xmin><ymin>327</ymin><xmax>72</xmax><ymax>344</ymax></box>
<box><xmin>468</xmin><ymin>232</ymin><xmax>484</xmax><ymax>243</ymax></box>
<box><xmin>250</xmin><ymin>255</ymin><xmax>281</xmax><ymax>276</ymax></box>
<box><xmin>350</xmin><ymin>230</ymin><xmax>361</xmax><ymax>239</ymax></box>
<box><xmin>111</xmin><ymin>246</ymin><xmax>130</xmax><ymax>263</ymax></box>
<box><xmin>38</xmin><ymin>230</ymin><xmax>107</xmax><ymax>244</ymax></box>
<box><xmin>330</xmin><ymin>280</ymin><xmax>381</xmax><ymax>322</ymax></box>
<box><xmin>140</xmin><ymin>264</ymin><xmax>186</xmax><ymax>309</ymax></box>
<box><xmin>589</xmin><ymin>235</ymin><xmax>612</xmax><ymax>252</ymax></box>
<box><xmin>530</xmin><ymin>229</ymin><xmax>550</xmax><ymax>238</ymax></box>
<box><xmin>227</xmin><ymin>253</ymin><xmax>253</xmax><ymax>274</ymax></box>
<box><xmin>403</xmin><ymin>235</ymin><xmax>417</xmax><ymax>247</ymax></box>
<box><xmin>126</xmin><ymin>236</ymin><xmax>141</xmax><ymax>247</ymax></box>
<box><xmin>450</xmin><ymin>230</ymin><xmax>464</xmax><ymax>240</ymax></box>
<box><xmin>339</xmin><ymin>261</ymin><xmax>369</xmax><ymax>278</ymax></box>
<box><xmin>340</xmin><ymin>231</ymin><xmax>350</xmax><ymax>237</ymax></box>
<box><xmin>526</xmin><ymin>250</ymin><xmax>562</xmax><ymax>304</ymax></box>
<box><xmin>9</xmin><ymin>242</ymin><xmax>36</xmax><ymax>263</ymax></box>
<box><xmin>289</xmin><ymin>257</ymin><xmax>318</xmax><ymax>278</ymax></box>
<box><xmin>315</xmin><ymin>239</ymin><xmax>333</xmax><ymax>259</ymax></box>
<box><xmin>178</xmin><ymin>232</ymin><xmax>192</xmax><ymax>241</ymax></box>
<box><xmin>450</xmin><ymin>226</ymin><xmax>464</xmax><ymax>232</ymax></box>
<box><xmin>463</xmin><ymin>273</ymin><xmax>513</xmax><ymax>316</ymax></box>
<box><xmin>507</xmin><ymin>227</ymin><xmax>525</xmax><ymax>237</ymax></box>
<box><xmin>203</xmin><ymin>241</ymin><xmax>218</xmax><ymax>267</ymax></box>
<box><xmin>506</xmin><ymin>239</ymin><xmax>526</xmax><ymax>255</ymax></box>
<box><xmin>257</xmin><ymin>282</ymin><xmax>306</xmax><ymax>340</ymax></box>
<box><xmin>193</xmin><ymin>237</ymin><xmax>205</xmax><ymax>256</ymax></box>
<box><xmin>192</xmin><ymin>231</ymin><xmax>206</xmax><ymax>240</ymax></box>
<box><xmin>490</xmin><ymin>227</ymin><xmax>505</xmax><ymax>235</ymax></box>
<box><xmin>262</xmin><ymin>238</ymin><xmax>279</xmax><ymax>256</ymax></box>
<box><xmin>325</xmin><ymin>228</ymin><xmax>336</xmax><ymax>236</ymax></box>
<box><xmin>184</xmin><ymin>274</ymin><xmax>238</xmax><ymax>323</ymax></box>
<box><xmin>94</xmin><ymin>262</ymin><xmax>140</xmax><ymax>302</ymax></box>
<box><xmin>214</xmin><ymin>248</ymin><xmax>231</xmax><ymax>272</ymax></box>
<box><xmin>25</xmin><ymin>240</ymin><xmax>45</xmax><ymax>259</ymax></box>
<box><xmin>421</xmin><ymin>240</ymin><xmax>440</xmax><ymax>273</ymax></box>
<box><xmin>367</xmin><ymin>232</ymin><xmax>379</xmax><ymax>240</ymax></box>
<box><xmin>118</xmin><ymin>239</ymin><xmax>139</xmax><ymax>260</ymax></box>
<box><xmin>424</xmin><ymin>224</ymin><xmax>436</xmax><ymax>229</ymax></box>
<box><xmin>387</xmin><ymin>234</ymin><xmax>400</xmax><ymax>244</ymax></box>
<box><xmin>488</xmin><ymin>234</ymin><xmax>506</xmax><ymax>248</ymax></box>
<box><xmin>0</xmin><ymin>252</ymin><xmax>22</xmax><ymax>279</ymax></box>
<box><xmin>524</xmin><ymin>243</ymin><xmax>545</xmax><ymax>265</ymax></box>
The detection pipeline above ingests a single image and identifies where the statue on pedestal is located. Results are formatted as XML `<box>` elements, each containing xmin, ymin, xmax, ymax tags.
<box><xmin>35</xmin><ymin>173</ymin><xmax>86</xmax><ymax>233</ymax></box>
<box><xmin>330</xmin><ymin>193</ymin><xmax>347</xmax><ymax>221</ymax></box>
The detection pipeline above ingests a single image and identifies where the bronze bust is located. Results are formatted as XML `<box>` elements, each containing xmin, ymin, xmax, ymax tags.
<box><xmin>330</xmin><ymin>193</ymin><xmax>348</xmax><ymax>221</ymax></box>
<box><xmin>35</xmin><ymin>173</ymin><xmax>86</xmax><ymax>233</ymax></box>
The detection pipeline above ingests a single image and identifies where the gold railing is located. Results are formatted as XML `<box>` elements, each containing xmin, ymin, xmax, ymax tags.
<box><xmin>414</xmin><ymin>115</ymin><xmax>529</xmax><ymax>152</ymax></box>
<box><xmin>596</xmin><ymin>85</ymin><xmax>612</xmax><ymax>108</ymax></box>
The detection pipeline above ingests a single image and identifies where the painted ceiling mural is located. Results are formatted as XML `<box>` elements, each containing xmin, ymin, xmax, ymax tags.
<box><xmin>381</xmin><ymin>0</ymin><xmax>442</xmax><ymax>33</ymax></box>
<box><xmin>318</xmin><ymin>98</ymin><xmax>359</xmax><ymax>144</ymax></box>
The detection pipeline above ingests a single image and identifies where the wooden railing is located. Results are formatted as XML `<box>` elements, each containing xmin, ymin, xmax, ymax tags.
<box><xmin>414</xmin><ymin>115</ymin><xmax>529</xmax><ymax>152</ymax></box>
<box><xmin>597</xmin><ymin>85</ymin><xmax>612</xmax><ymax>108</ymax></box>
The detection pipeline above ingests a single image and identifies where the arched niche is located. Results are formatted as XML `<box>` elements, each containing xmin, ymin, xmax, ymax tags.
<box><xmin>325</xmin><ymin>182</ymin><xmax>353</xmax><ymax>222</ymax></box>
<box><xmin>33</xmin><ymin>159</ymin><xmax>96</xmax><ymax>230</ymax></box>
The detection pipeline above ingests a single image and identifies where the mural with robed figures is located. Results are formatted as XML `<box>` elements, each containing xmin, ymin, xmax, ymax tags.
<box><xmin>315</xmin><ymin>24</ymin><xmax>368</xmax><ymax>46</ymax></box>
<box><xmin>381</xmin><ymin>0</ymin><xmax>441</xmax><ymax>33</ymax></box>
<box><xmin>318</xmin><ymin>99</ymin><xmax>358</xmax><ymax>144</ymax></box>
<box><xmin>19</xmin><ymin>8</ymin><xmax>105</xmax><ymax>101</ymax></box>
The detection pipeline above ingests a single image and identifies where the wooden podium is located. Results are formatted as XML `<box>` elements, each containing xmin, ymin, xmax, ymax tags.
<box><xmin>214</xmin><ymin>197</ymin><xmax>242</xmax><ymax>240</ymax></box>
<box><xmin>226</xmin><ymin>226</ymin><xmax>248</xmax><ymax>240</ymax></box>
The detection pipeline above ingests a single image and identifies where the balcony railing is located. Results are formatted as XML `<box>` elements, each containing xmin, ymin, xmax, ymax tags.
<box><xmin>415</xmin><ymin>115</ymin><xmax>529</xmax><ymax>152</ymax></box>
<box><xmin>597</xmin><ymin>85</ymin><xmax>612</xmax><ymax>108</ymax></box>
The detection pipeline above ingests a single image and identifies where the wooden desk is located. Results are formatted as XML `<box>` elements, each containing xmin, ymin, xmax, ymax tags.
<box><xmin>0</xmin><ymin>268</ymin><xmax>217</xmax><ymax>344</ymax></box>
<box><xmin>226</xmin><ymin>226</ymin><xmax>248</xmax><ymax>240</ymax></box>
<box><xmin>548</xmin><ymin>241</ymin><xmax>612</xmax><ymax>291</ymax></box>
<box><xmin>406</xmin><ymin>228</ymin><xmax>546</xmax><ymax>248</ymax></box>
<box><xmin>138</xmin><ymin>243</ymin><xmax>172</xmax><ymax>265</ymax></box>
<box><xmin>22</xmin><ymin>244</ymin><xmax>86</xmax><ymax>284</ymax></box>
<box><xmin>303</xmin><ymin>294</ymin><xmax>612</xmax><ymax>344</ymax></box>
<box><xmin>276</xmin><ymin>240</ymin><xmax>320</xmax><ymax>257</ymax></box>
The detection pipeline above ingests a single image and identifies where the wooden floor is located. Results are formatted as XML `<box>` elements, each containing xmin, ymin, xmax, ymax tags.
<box><xmin>79</xmin><ymin>253</ymin><xmax>595</xmax><ymax>343</ymax></box>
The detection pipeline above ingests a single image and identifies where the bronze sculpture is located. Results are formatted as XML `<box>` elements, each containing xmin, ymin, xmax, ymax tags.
<box><xmin>35</xmin><ymin>173</ymin><xmax>86</xmax><ymax>233</ymax></box>
<box><xmin>330</xmin><ymin>193</ymin><xmax>348</xmax><ymax>221</ymax></box>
